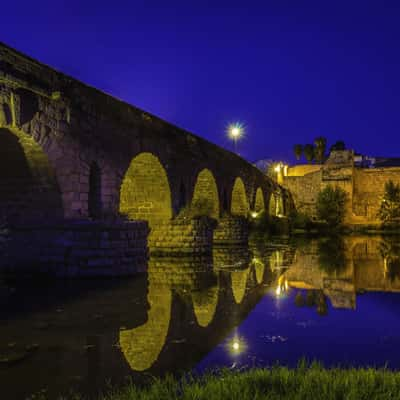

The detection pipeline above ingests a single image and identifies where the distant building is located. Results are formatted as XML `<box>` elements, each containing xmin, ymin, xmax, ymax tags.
<box><xmin>282</xmin><ymin>150</ymin><xmax>400</xmax><ymax>226</ymax></box>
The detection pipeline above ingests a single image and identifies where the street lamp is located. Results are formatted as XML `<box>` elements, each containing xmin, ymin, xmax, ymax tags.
<box><xmin>228</xmin><ymin>123</ymin><xmax>243</xmax><ymax>154</ymax></box>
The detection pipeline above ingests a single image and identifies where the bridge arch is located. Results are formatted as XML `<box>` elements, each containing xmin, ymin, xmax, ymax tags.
<box><xmin>0</xmin><ymin>127</ymin><xmax>63</xmax><ymax>222</ymax></box>
<box><xmin>119</xmin><ymin>152</ymin><xmax>172</xmax><ymax>227</ymax></box>
<box><xmin>269</xmin><ymin>190</ymin><xmax>284</xmax><ymax>217</ymax></box>
<box><xmin>254</xmin><ymin>187</ymin><xmax>265</xmax><ymax>213</ymax></box>
<box><xmin>231</xmin><ymin>177</ymin><xmax>249</xmax><ymax>216</ymax></box>
<box><xmin>190</xmin><ymin>168</ymin><xmax>219</xmax><ymax>219</ymax></box>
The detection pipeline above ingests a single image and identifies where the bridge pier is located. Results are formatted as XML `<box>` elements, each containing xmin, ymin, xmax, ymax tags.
<box><xmin>148</xmin><ymin>216</ymin><xmax>216</xmax><ymax>256</ymax></box>
<box><xmin>213</xmin><ymin>214</ymin><xmax>249</xmax><ymax>246</ymax></box>
<box><xmin>1</xmin><ymin>220</ymin><xmax>149</xmax><ymax>278</ymax></box>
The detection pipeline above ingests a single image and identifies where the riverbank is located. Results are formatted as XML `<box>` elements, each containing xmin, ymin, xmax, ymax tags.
<box><xmin>65</xmin><ymin>364</ymin><xmax>400</xmax><ymax>400</ymax></box>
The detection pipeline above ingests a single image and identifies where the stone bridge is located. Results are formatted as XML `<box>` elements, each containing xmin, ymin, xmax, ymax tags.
<box><xmin>0</xmin><ymin>42</ymin><xmax>290</xmax><ymax>277</ymax></box>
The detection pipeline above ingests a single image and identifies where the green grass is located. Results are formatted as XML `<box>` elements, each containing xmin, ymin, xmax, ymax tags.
<box><xmin>57</xmin><ymin>363</ymin><xmax>400</xmax><ymax>400</ymax></box>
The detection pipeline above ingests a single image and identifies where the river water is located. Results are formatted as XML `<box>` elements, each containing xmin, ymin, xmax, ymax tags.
<box><xmin>2</xmin><ymin>235</ymin><xmax>400</xmax><ymax>399</ymax></box>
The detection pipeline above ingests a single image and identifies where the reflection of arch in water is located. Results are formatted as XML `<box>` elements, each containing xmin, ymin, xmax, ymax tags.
<box><xmin>231</xmin><ymin>177</ymin><xmax>249</xmax><ymax>216</ymax></box>
<box><xmin>119</xmin><ymin>152</ymin><xmax>172</xmax><ymax>228</ymax></box>
<box><xmin>119</xmin><ymin>275</ymin><xmax>172</xmax><ymax>371</ymax></box>
<box><xmin>231</xmin><ymin>267</ymin><xmax>250</xmax><ymax>304</ymax></box>
<box><xmin>192</xmin><ymin>282</ymin><xmax>219</xmax><ymax>328</ymax></box>
<box><xmin>253</xmin><ymin>259</ymin><xmax>266</xmax><ymax>284</ymax></box>
<box><xmin>0</xmin><ymin>127</ymin><xmax>63</xmax><ymax>221</ymax></box>
<box><xmin>254</xmin><ymin>187</ymin><xmax>265</xmax><ymax>213</ymax></box>
<box><xmin>270</xmin><ymin>250</ymin><xmax>284</xmax><ymax>271</ymax></box>
<box><xmin>191</xmin><ymin>169</ymin><xmax>219</xmax><ymax>219</ymax></box>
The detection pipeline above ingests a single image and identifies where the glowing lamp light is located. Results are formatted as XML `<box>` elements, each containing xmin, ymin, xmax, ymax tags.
<box><xmin>275</xmin><ymin>285</ymin><xmax>281</xmax><ymax>297</ymax></box>
<box><xmin>227</xmin><ymin>123</ymin><xmax>244</xmax><ymax>153</ymax></box>
<box><xmin>231</xmin><ymin>127</ymin><xmax>241</xmax><ymax>138</ymax></box>
<box><xmin>251</xmin><ymin>211</ymin><xmax>258</xmax><ymax>218</ymax></box>
<box><xmin>232</xmin><ymin>341</ymin><xmax>240</xmax><ymax>351</ymax></box>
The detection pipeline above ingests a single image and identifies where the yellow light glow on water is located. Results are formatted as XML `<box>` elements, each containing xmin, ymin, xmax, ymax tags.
<box><xmin>228</xmin><ymin>333</ymin><xmax>247</xmax><ymax>356</ymax></box>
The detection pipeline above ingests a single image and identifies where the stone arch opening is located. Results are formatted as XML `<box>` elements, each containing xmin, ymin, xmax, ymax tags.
<box><xmin>119</xmin><ymin>152</ymin><xmax>172</xmax><ymax>228</ymax></box>
<box><xmin>254</xmin><ymin>187</ymin><xmax>265</xmax><ymax>213</ymax></box>
<box><xmin>88</xmin><ymin>162</ymin><xmax>102</xmax><ymax>219</ymax></box>
<box><xmin>231</xmin><ymin>177</ymin><xmax>249</xmax><ymax>216</ymax></box>
<box><xmin>191</xmin><ymin>169</ymin><xmax>219</xmax><ymax>219</ymax></box>
<box><xmin>0</xmin><ymin>127</ymin><xmax>63</xmax><ymax>222</ymax></box>
<box><xmin>269</xmin><ymin>191</ymin><xmax>284</xmax><ymax>217</ymax></box>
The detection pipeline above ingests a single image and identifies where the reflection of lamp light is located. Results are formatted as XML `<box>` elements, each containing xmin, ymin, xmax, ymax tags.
<box><xmin>228</xmin><ymin>332</ymin><xmax>247</xmax><ymax>356</ymax></box>
<box><xmin>275</xmin><ymin>285</ymin><xmax>281</xmax><ymax>296</ymax></box>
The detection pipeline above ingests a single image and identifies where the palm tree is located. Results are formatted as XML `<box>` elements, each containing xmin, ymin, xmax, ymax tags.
<box><xmin>304</xmin><ymin>144</ymin><xmax>315</xmax><ymax>164</ymax></box>
<box><xmin>314</xmin><ymin>136</ymin><xmax>327</xmax><ymax>163</ymax></box>
<box><xmin>293</xmin><ymin>144</ymin><xmax>303</xmax><ymax>161</ymax></box>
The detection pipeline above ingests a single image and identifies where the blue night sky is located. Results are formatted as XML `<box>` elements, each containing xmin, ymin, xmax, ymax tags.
<box><xmin>2</xmin><ymin>0</ymin><xmax>400</xmax><ymax>163</ymax></box>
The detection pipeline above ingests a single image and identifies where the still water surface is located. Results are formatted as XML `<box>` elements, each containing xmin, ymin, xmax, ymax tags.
<box><xmin>2</xmin><ymin>235</ymin><xmax>400</xmax><ymax>399</ymax></box>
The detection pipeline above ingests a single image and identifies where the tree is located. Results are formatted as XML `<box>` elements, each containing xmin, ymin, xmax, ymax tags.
<box><xmin>330</xmin><ymin>140</ymin><xmax>346</xmax><ymax>152</ymax></box>
<box><xmin>303</xmin><ymin>144</ymin><xmax>315</xmax><ymax>164</ymax></box>
<box><xmin>293</xmin><ymin>144</ymin><xmax>303</xmax><ymax>161</ymax></box>
<box><xmin>316</xmin><ymin>185</ymin><xmax>347</xmax><ymax>227</ymax></box>
<box><xmin>314</xmin><ymin>136</ymin><xmax>327</xmax><ymax>163</ymax></box>
<box><xmin>377</xmin><ymin>180</ymin><xmax>400</xmax><ymax>224</ymax></box>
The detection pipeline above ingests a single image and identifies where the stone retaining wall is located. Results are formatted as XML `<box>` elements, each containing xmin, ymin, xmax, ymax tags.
<box><xmin>1</xmin><ymin>220</ymin><xmax>149</xmax><ymax>277</ymax></box>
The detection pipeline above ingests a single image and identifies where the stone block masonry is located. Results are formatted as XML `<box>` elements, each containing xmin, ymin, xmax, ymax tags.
<box><xmin>213</xmin><ymin>214</ymin><xmax>249</xmax><ymax>246</ymax></box>
<box><xmin>1</xmin><ymin>221</ymin><xmax>149</xmax><ymax>278</ymax></box>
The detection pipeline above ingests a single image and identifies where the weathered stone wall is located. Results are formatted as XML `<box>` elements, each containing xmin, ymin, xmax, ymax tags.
<box><xmin>352</xmin><ymin>167</ymin><xmax>400</xmax><ymax>223</ymax></box>
<box><xmin>283</xmin><ymin>170</ymin><xmax>322</xmax><ymax>218</ymax></box>
<box><xmin>283</xmin><ymin>152</ymin><xmax>400</xmax><ymax>225</ymax></box>
<box><xmin>2</xmin><ymin>221</ymin><xmax>149</xmax><ymax>277</ymax></box>
<box><xmin>287</xmin><ymin>164</ymin><xmax>322</xmax><ymax>177</ymax></box>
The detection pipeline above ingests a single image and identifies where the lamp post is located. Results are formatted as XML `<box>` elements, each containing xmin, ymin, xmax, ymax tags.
<box><xmin>228</xmin><ymin>123</ymin><xmax>243</xmax><ymax>154</ymax></box>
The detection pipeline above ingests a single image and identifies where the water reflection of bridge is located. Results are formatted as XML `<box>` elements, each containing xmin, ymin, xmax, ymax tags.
<box><xmin>0</xmin><ymin>242</ymin><xmax>291</xmax><ymax>399</ymax></box>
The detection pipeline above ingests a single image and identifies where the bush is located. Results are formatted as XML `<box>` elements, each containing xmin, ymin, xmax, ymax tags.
<box><xmin>316</xmin><ymin>185</ymin><xmax>347</xmax><ymax>227</ymax></box>
<box><xmin>378</xmin><ymin>180</ymin><xmax>400</xmax><ymax>224</ymax></box>
<box><xmin>291</xmin><ymin>211</ymin><xmax>313</xmax><ymax>230</ymax></box>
